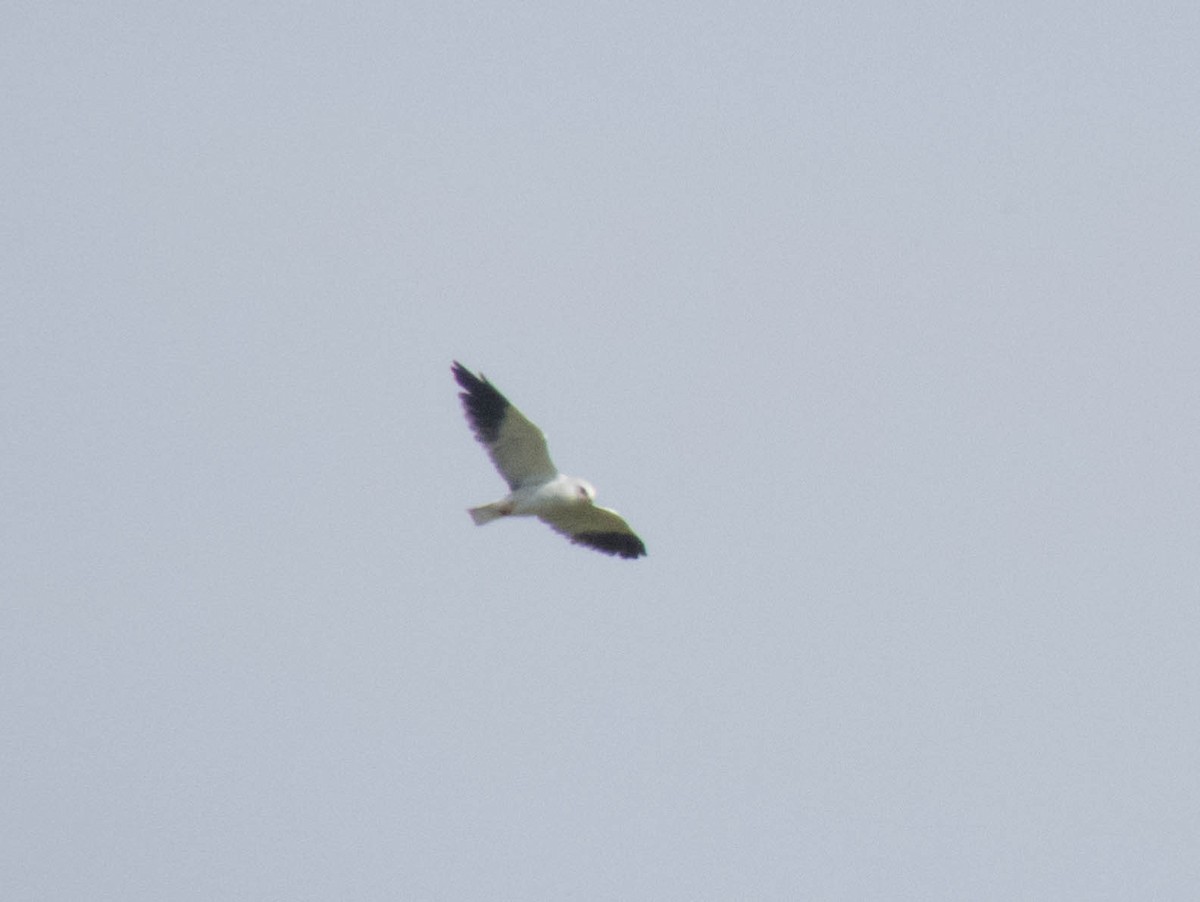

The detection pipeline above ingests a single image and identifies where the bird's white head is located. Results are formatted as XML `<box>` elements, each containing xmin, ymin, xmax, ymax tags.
<box><xmin>574</xmin><ymin>480</ymin><xmax>597</xmax><ymax>503</ymax></box>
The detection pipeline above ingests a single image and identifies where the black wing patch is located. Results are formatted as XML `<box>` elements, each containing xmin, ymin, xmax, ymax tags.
<box><xmin>571</xmin><ymin>531</ymin><xmax>647</xmax><ymax>559</ymax></box>
<box><xmin>452</xmin><ymin>361</ymin><xmax>510</xmax><ymax>444</ymax></box>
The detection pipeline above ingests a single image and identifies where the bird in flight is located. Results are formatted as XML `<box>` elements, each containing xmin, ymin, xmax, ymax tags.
<box><xmin>452</xmin><ymin>361</ymin><xmax>647</xmax><ymax>559</ymax></box>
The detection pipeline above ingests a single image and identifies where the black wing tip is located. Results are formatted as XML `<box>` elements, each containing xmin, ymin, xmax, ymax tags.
<box><xmin>573</xmin><ymin>531</ymin><xmax>647</xmax><ymax>559</ymax></box>
<box><xmin>451</xmin><ymin>360</ymin><xmax>480</xmax><ymax>388</ymax></box>
<box><xmin>452</xmin><ymin>361</ymin><xmax>508</xmax><ymax>443</ymax></box>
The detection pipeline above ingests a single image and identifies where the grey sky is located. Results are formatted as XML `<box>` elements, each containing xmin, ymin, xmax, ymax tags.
<box><xmin>4</xmin><ymin>1</ymin><xmax>1198</xmax><ymax>899</ymax></box>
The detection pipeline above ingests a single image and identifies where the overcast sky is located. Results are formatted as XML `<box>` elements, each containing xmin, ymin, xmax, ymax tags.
<box><xmin>4</xmin><ymin>2</ymin><xmax>1198</xmax><ymax>899</ymax></box>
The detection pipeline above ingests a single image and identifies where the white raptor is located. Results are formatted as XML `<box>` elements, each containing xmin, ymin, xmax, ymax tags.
<box><xmin>452</xmin><ymin>361</ymin><xmax>647</xmax><ymax>559</ymax></box>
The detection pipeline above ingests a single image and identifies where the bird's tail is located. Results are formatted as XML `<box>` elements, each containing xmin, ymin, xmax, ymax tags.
<box><xmin>468</xmin><ymin>503</ymin><xmax>506</xmax><ymax>526</ymax></box>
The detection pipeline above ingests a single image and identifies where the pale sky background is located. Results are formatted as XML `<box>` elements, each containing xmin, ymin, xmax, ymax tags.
<box><xmin>4</xmin><ymin>2</ymin><xmax>1199</xmax><ymax>899</ymax></box>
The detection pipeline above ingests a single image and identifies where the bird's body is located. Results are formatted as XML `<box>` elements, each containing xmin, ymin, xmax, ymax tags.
<box><xmin>452</xmin><ymin>362</ymin><xmax>646</xmax><ymax>559</ymax></box>
<box><xmin>468</xmin><ymin>474</ymin><xmax>595</xmax><ymax>524</ymax></box>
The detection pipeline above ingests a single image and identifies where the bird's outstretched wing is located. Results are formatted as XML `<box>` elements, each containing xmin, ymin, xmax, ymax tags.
<box><xmin>538</xmin><ymin>504</ymin><xmax>647</xmax><ymax>559</ymax></box>
<box><xmin>452</xmin><ymin>362</ymin><xmax>558</xmax><ymax>489</ymax></box>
